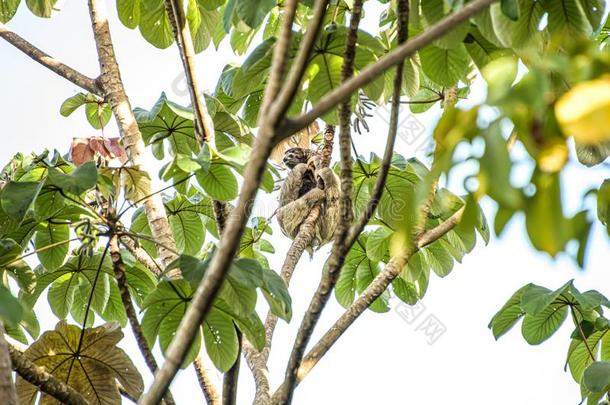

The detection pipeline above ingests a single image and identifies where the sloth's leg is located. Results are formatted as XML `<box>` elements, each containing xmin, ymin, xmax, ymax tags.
<box><xmin>277</xmin><ymin>188</ymin><xmax>325</xmax><ymax>238</ymax></box>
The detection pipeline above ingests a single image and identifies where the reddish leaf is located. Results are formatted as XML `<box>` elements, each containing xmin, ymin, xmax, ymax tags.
<box><xmin>70</xmin><ymin>138</ymin><xmax>95</xmax><ymax>166</ymax></box>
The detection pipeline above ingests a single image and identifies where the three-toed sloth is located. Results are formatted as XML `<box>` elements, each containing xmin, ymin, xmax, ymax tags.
<box><xmin>277</xmin><ymin>148</ymin><xmax>340</xmax><ymax>249</ymax></box>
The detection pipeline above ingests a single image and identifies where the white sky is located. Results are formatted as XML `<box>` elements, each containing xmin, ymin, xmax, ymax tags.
<box><xmin>1</xmin><ymin>1</ymin><xmax>610</xmax><ymax>404</ymax></box>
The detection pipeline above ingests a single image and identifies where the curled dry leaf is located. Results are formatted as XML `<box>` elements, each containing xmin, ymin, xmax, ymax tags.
<box><xmin>70</xmin><ymin>136</ymin><xmax>127</xmax><ymax>166</ymax></box>
<box><xmin>269</xmin><ymin>121</ymin><xmax>320</xmax><ymax>165</ymax></box>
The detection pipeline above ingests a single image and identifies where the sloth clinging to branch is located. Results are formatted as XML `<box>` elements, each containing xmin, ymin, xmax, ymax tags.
<box><xmin>276</xmin><ymin>147</ymin><xmax>340</xmax><ymax>250</ymax></box>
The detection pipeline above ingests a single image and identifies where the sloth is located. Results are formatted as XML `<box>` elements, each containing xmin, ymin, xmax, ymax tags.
<box><xmin>277</xmin><ymin>148</ymin><xmax>340</xmax><ymax>249</ymax></box>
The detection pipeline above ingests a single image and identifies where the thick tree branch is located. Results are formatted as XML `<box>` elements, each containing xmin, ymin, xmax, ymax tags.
<box><xmin>0</xmin><ymin>23</ymin><xmax>102</xmax><ymax>95</ymax></box>
<box><xmin>277</xmin><ymin>0</ymin><xmax>498</xmax><ymax>138</ymax></box>
<box><xmin>8</xmin><ymin>343</ymin><xmax>89</xmax><ymax>405</ymax></box>
<box><xmin>275</xmin><ymin>1</ymin><xmax>364</xmax><ymax>401</ymax></box>
<box><xmin>287</xmin><ymin>207</ymin><xmax>466</xmax><ymax>387</ymax></box>
<box><xmin>87</xmin><ymin>0</ymin><xmax>179</xmax><ymax>272</ymax></box>
<box><xmin>0</xmin><ymin>324</ymin><xmax>17</xmax><ymax>405</ymax></box>
<box><xmin>164</xmin><ymin>1</ymin><xmax>227</xmax><ymax>398</ymax></box>
<box><xmin>109</xmin><ymin>235</ymin><xmax>176</xmax><ymax>405</ymax></box>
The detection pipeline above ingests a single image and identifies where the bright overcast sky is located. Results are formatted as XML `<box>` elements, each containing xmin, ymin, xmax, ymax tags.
<box><xmin>2</xmin><ymin>1</ymin><xmax>610</xmax><ymax>404</ymax></box>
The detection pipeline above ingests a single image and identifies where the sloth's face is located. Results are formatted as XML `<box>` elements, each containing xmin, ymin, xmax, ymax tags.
<box><xmin>283</xmin><ymin>148</ymin><xmax>308</xmax><ymax>169</ymax></box>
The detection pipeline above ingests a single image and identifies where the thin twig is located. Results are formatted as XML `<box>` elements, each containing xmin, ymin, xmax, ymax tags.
<box><xmin>0</xmin><ymin>23</ymin><xmax>101</xmax><ymax>95</ymax></box>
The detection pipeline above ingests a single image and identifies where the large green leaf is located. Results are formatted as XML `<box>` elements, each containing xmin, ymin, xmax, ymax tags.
<box><xmin>543</xmin><ymin>0</ymin><xmax>592</xmax><ymax>38</ymax></box>
<box><xmin>521</xmin><ymin>302</ymin><xmax>568</xmax><ymax>345</ymax></box>
<box><xmin>419</xmin><ymin>44</ymin><xmax>471</xmax><ymax>87</ymax></box>
<box><xmin>25</xmin><ymin>0</ymin><xmax>57</xmax><ymax>18</ymax></box>
<box><xmin>34</xmin><ymin>222</ymin><xmax>69</xmax><ymax>271</ymax></box>
<box><xmin>48</xmin><ymin>161</ymin><xmax>97</xmax><ymax>195</ymax></box>
<box><xmin>196</xmin><ymin>161</ymin><xmax>238</xmax><ymax>201</ymax></box>
<box><xmin>584</xmin><ymin>361</ymin><xmax>610</xmax><ymax>393</ymax></box>
<box><xmin>117</xmin><ymin>0</ymin><xmax>141</xmax><ymax>29</ymax></box>
<box><xmin>166</xmin><ymin>196</ymin><xmax>205</xmax><ymax>255</ymax></box>
<box><xmin>202</xmin><ymin>307</ymin><xmax>239</xmax><ymax>372</ymax></box>
<box><xmin>15</xmin><ymin>321</ymin><xmax>143</xmax><ymax>405</ymax></box>
<box><xmin>260</xmin><ymin>269</ymin><xmax>292</xmax><ymax>322</ymax></box>
<box><xmin>490</xmin><ymin>1</ymin><xmax>547</xmax><ymax>49</ymax></box>
<box><xmin>0</xmin><ymin>181</ymin><xmax>42</xmax><ymax>222</ymax></box>
<box><xmin>489</xmin><ymin>285</ymin><xmax>528</xmax><ymax>339</ymax></box>
<box><xmin>0</xmin><ymin>0</ymin><xmax>20</xmax><ymax>22</ymax></box>
<box><xmin>0</xmin><ymin>284</ymin><xmax>23</xmax><ymax>325</ymax></box>
<box><xmin>235</xmin><ymin>0</ymin><xmax>274</xmax><ymax>29</ymax></box>
<box><xmin>139</xmin><ymin>0</ymin><xmax>174</xmax><ymax>49</ymax></box>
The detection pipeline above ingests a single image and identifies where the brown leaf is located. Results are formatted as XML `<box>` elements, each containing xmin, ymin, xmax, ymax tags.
<box><xmin>70</xmin><ymin>138</ymin><xmax>95</xmax><ymax>166</ymax></box>
<box><xmin>269</xmin><ymin>121</ymin><xmax>320</xmax><ymax>165</ymax></box>
<box><xmin>103</xmin><ymin>137</ymin><xmax>126</xmax><ymax>161</ymax></box>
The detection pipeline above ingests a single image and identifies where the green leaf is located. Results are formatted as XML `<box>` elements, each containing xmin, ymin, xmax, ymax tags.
<box><xmin>85</xmin><ymin>101</ymin><xmax>112</xmax><ymax>129</ymax></box>
<box><xmin>166</xmin><ymin>197</ymin><xmax>205</xmax><ymax>256</ymax></box>
<box><xmin>0</xmin><ymin>284</ymin><xmax>23</xmax><ymax>325</ymax></box>
<box><xmin>597</xmin><ymin>179</ymin><xmax>610</xmax><ymax>235</ymax></box>
<box><xmin>490</xmin><ymin>1</ymin><xmax>547</xmax><ymax>49</ymax></box>
<box><xmin>139</xmin><ymin>1</ymin><xmax>174</xmax><ymax>49</ymax></box>
<box><xmin>1</xmin><ymin>181</ymin><xmax>42</xmax><ymax>222</ymax></box>
<box><xmin>489</xmin><ymin>285</ymin><xmax>528</xmax><ymax>339</ymax></box>
<box><xmin>423</xmin><ymin>243</ymin><xmax>454</xmax><ymax>278</ymax></box>
<box><xmin>117</xmin><ymin>0</ymin><xmax>141</xmax><ymax>29</ymax></box>
<box><xmin>567</xmin><ymin>330</ymin><xmax>606</xmax><ymax>382</ymax></box>
<box><xmin>60</xmin><ymin>93</ymin><xmax>88</xmax><ymax>116</ymax></box>
<box><xmin>203</xmin><ymin>308</ymin><xmax>239</xmax><ymax>372</ymax></box>
<box><xmin>48</xmin><ymin>161</ymin><xmax>97</xmax><ymax>195</ymax></box>
<box><xmin>34</xmin><ymin>222</ymin><xmax>69</xmax><ymax>271</ymax></box>
<box><xmin>543</xmin><ymin>0</ymin><xmax>592</xmax><ymax>38</ymax></box>
<box><xmin>521</xmin><ymin>302</ymin><xmax>568</xmax><ymax>345</ymax></box>
<box><xmin>196</xmin><ymin>161</ymin><xmax>238</xmax><ymax>201</ymax></box>
<box><xmin>392</xmin><ymin>277</ymin><xmax>418</xmax><ymax>305</ymax></box>
<box><xmin>520</xmin><ymin>282</ymin><xmax>570</xmax><ymax>316</ymax></box>
<box><xmin>260</xmin><ymin>269</ymin><xmax>292</xmax><ymax>322</ymax></box>
<box><xmin>365</xmin><ymin>226</ymin><xmax>392</xmax><ymax>262</ymax></box>
<box><xmin>525</xmin><ymin>171</ymin><xmax>568</xmax><ymax>256</ymax></box>
<box><xmin>122</xmin><ymin>167</ymin><xmax>152</xmax><ymax>203</ymax></box>
<box><xmin>584</xmin><ymin>361</ymin><xmax>610</xmax><ymax>393</ymax></box>
<box><xmin>0</xmin><ymin>0</ymin><xmax>20</xmax><ymax>23</ymax></box>
<box><xmin>25</xmin><ymin>0</ymin><xmax>57</xmax><ymax>18</ymax></box>
<box><xmin>188</xmin><ymin>0</ymin><xmax>221</xmax><ymax>53</ymax></box>
<box><xmin>501</xmin><ymin>0</ymin><xmax>519</xmax><ymax>20</ymax></box>
<box><xmin>235</xmin><ymin>0</ymin><xmax>274</xmax><ymax>28</ymax></box>
<box><xmin>308</xmin><ymin>54</ymin><xmax>343</xmax><ymax>124</ymax></box>
<box><xmin>419</xmin><ymin>44</ymin><xmax>471</xmax><ymax>87</ymax></box>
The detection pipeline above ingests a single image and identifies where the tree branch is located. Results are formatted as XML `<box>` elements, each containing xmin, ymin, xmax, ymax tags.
<box><xmin>277</xmin><ymin>0</ymin><xmax>498</xmax><ymax>139</ymax></box>
<box><xmin>164</xmin><ymin>0</ymin><xmax>215</xmax><ymax>145</ymax></box>
<box><xmin>0</xmin><ymin>23</ymin><xmax>102</xmax><ymax>95</ymax></box>
<box><xmin>286</xmin><ymin>206</ymin><xmax>465</xmax><ymax>387</ymax></box>
<box><xmin>109</xmin><ymin>235</ymin><xmax>176</xmax><ymax>405</ymax></box>
<box><xmin>193</xmin><ymin>356</ymin><xmax>221</xmax><ymax>405</ymax></box>
<box><xmin>8</xmin><ymin>343</ymin><xmax>89</xmax><ymax>405</ymax></box>
<box><xmin>0</xmin><ymin>323</ymin><xmax>17</xmax><ymax>405</ymax></box>
<box><xmin>222</xmin><ymin>331</ymin><xmax>241</xmax><ymax>405</ymax></box>
<box><xmin>119</xmin><ymin>235</ymin><xmax>163</xmax><ymax>276</ymax></box>
<box><xmin>87</xmin><ymin>0</ymin><xmax>179</xmax><ymax>272</ymax></box>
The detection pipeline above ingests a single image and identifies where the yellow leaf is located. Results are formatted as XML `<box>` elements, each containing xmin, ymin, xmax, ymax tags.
<box><xmin>555</xmin><ymin>77</ymin><xmax>610</xmax><ymax>144</ymax></box>
<box><xmin>538</xmin><ymin>141</ymin><xmax>568</xmax><ymax>173</ymax></box>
